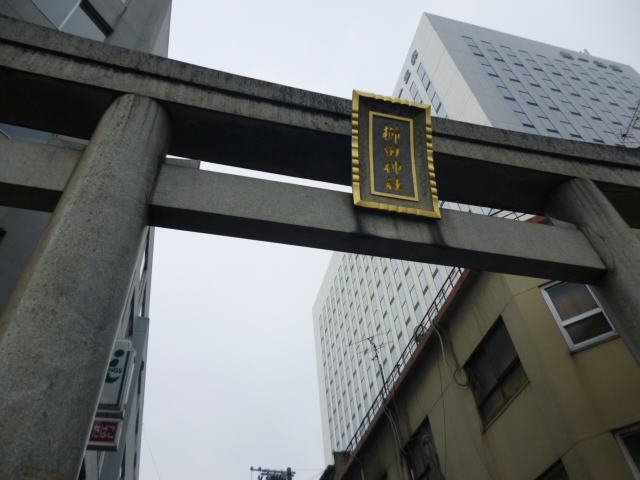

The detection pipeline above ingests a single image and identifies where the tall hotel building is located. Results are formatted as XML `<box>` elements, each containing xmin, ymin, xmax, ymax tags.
<box><xmin>313</xmin><ymin>13</ymin><xmax>640</xmax><ymax>463</ymax></box>
<box><xmin>0</xmin><ymin>2</ymin><xmax>171</xmax><ymax>479</ymax></box>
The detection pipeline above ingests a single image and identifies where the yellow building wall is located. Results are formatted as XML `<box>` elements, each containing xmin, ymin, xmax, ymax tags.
<box><xmin>336</xmin><ymin>272</ymin><xmax>640</xmax><ymax>480</ymax></box>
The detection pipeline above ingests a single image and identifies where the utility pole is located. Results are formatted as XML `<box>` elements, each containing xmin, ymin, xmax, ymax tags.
<box><xmin>251</xmin><ymin>466</ymin><xmax>295</xmax><ymax>480</ymax></box>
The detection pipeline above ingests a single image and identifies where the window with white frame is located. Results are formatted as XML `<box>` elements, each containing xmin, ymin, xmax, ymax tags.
<box><xmin>541</xmin><ymin>281</ymin><xmax>616</xmax><ymax>351</ymax></box>
<box><xmin>615</xmin><ymin>424</ymin><xmax>640</xmax><ymax>479</ymax></box>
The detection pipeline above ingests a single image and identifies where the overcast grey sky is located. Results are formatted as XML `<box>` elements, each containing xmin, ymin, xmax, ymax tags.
<box><xmin>140</xmin><ymin>1</ymin><xmax>640</xmax><ymax>479</ymax></box>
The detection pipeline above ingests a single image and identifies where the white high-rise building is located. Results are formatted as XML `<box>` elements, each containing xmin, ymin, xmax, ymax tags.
<box><xmin>313</xmin><ymin>253</ymin><xmax>464</xmax><ymax>462</ymax></box>
<box><xmin>395</xmin><ymin>13</ymin><xmax>640</xmax><ymax>146</ymax></box>
<box><xmin>313</xmin><ymin>13</ymin><xmax>640</xmax><ymax>464</ymax></box>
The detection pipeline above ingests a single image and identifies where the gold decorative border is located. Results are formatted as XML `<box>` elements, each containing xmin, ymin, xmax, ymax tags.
<box><xmin>352</xmin><ymin>90</ymin><xmax>441</xmax><ymax>218</ymax></box>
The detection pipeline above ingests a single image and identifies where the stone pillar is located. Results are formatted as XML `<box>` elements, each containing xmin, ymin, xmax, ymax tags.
<box><xmin>544</xmin><ymin>177</ymin><xmax>640</xmax><ymax>366</ymax></box>
<box><xmin>0</xmin><ymin>95</ymin><xmax>170</xmax><ymax>479</ymax></box>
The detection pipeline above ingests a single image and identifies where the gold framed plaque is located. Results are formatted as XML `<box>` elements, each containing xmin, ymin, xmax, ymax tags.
<box><xmin>352</xmin><ymin>90</ymin><xmax>440</xmax><ymax>218</ymax></box>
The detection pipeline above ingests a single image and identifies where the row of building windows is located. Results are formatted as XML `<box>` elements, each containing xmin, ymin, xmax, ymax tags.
<box><xmin>559</xmin><ymin>50</ymin><xmax>625</xmax><ymax>74</ymax></box>
<box><xmin>319</xmin><ymin>255</ymin><xmax>454</xmax><ymax>450</ymax></box>
<box><xmin>496</xmin><ymin>42</ymin><xmax>568</xmax><ymax>137</ymax></box>
<box><xmin>462</xmin><ymin>35</ymin><xmax>640</xmax><ymax>146</ymax></box>
<box><xmin>414</xmin><ymin>63</ymin><xmax>447</xmax><ymax>117</ymax></box>
<box><xmin>320</xmin><ymin>258</ymin><xmax>451</xmax><ymax>356</ymax></box>
<box><xmin>404</xmin><ymin>38</ymin><xmax>638</xmax><ymax>147</ymax></box>
<box><xmin>463</xmin><ymin>37</ymin><xmax>540</xmax><ymax>135</ymax></box>
<box><xmin>33</xmin><ymin>0</ymin><xmax>113</xmax><ymax>41</ymax></box>
<box><xmin>403</xmin><ymin>50</ymin><xmax>448</xmax><ymax>117</ymax></box>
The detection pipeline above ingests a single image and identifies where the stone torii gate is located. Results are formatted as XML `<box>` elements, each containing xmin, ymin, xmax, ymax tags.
<box><xmin>1</xmin><ymin>16</ymin><xmax>639</xmax><ymax>479</ymax></box>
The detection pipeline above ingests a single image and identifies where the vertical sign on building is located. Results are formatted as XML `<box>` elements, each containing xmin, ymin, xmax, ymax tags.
<box><xmin>88</xmin><ymin>339</ymin><xmax>135</xmax><ymax>451</ymax></box>
<box><xmin>351</xmin><ymin>91</ymin><xmax>440</xmax><ymax>218</ymax></box>
<box><xmin>97</xmin><ymin>339</ymin><xmax>135</xmax><ymax>416</ymax></box>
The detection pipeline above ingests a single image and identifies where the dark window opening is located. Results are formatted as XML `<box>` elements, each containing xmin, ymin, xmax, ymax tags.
<box><xmin>407</xmin><ymin>418</ymin><xmax>444</xmax><ymax>480</ymax></box>
<box><xmin>466</xmin><ymin>317</ymin><xmax>528</xmax><ymax>425</ymax></box>
<box><xmin>536</xmin><ymin>461</ymin><xmax>570</xmax><ymax>480</ymax></box>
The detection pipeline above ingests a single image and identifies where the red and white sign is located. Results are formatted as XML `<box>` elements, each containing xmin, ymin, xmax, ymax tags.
<box><xmin>87</xmin><ymin>418</ymin><xmax>122</xmax><ymax>451</ymax></box>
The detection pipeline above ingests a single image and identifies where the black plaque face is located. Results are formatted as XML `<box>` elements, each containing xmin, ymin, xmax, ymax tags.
<box><xmin>370</xmin><ymin>113</ymin><xmax>417</xmax><ymax>200</ymax></box>
<box><xmin>352</xmin><ymin>91</ymin><xmax>440</xmax><ymax>218</ymax></box>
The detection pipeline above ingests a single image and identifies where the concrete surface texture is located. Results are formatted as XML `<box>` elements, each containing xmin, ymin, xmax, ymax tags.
<box><xmin>0</xmin><ymin>94</ymin><xmax>170</xmax><ymax>480</ymax></box>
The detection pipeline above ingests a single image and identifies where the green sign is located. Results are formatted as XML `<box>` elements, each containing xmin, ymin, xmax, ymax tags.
<box><xmin>98</xmin><ymin>339</ymin><xmax>134</xmax><ymax>416</ymax></box>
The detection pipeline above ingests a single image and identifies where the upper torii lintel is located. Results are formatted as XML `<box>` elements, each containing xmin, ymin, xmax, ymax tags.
<box><xmin>0</xmin><ymin>14</ymin><xmax>639</xmax><ymax>223</ymax></box>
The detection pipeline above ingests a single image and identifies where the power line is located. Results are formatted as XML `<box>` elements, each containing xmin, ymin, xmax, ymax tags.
<box><xmin>142</xmin><ymin>424</ymin><xmax>162</xmax><ymax>480</ymax></box>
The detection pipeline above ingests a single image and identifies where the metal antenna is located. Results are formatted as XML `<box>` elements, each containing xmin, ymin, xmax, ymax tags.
<box><xmin>621</xmin><ymin>100</ymin><xmax>640</xmax><ymax>145</ymax></box>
